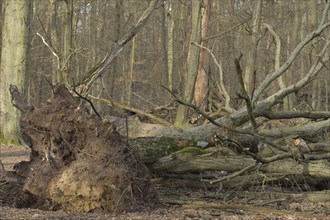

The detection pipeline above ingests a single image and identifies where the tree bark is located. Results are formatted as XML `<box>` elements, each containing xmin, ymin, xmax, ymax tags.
<box><xmin>310</xmin><ymin>1</ymin><xmax>321</xmax><ymax>110</ymax></box>
<box><xmin>112</xmin><ymin>120</ymin><xmax>330</xmax><ymax>167</ymax></box>
<box><xmin>61</xmin><ymin>0</ymin><xmax>73</xmax><ymax>84</ymax></box>
<box><xmin>194</xmin><ymin>0</ymin><xmax>210</xmax><ymax>112</ymax></box>
<box><xmin>49</xmin><ymin>0</ymin><xmax>59</xmax><ymax>83</ymax></box>
<box><xmin>126</xmin><ymin>36</ymin><xmax>136</xmax><ymax>106</ymax></box>
<box><xmin>0</xmin><ymin>0</ymin><xmax>32</xmax><ymax>146</ymax></box>
<box><xmin>244</xmin><ymin>0</ymin><xmax>262</xmax><ymax>96</ymax></box>
<box><xmin>164</xmin><ymin>0</ymin><xmax>174</xmax><ymax>92</ymax></box>
<box><xmin>152</xmin><ymin>151</ymin><xmax>330</xmax><ymax>178</ymax></box>
<box><xmin>175</xmin><ymin>0</ymin><xmax>202</xmax><ymax>126</ymax></box>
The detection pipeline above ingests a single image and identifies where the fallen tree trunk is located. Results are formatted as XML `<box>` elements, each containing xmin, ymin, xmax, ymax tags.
<box><xmin>151</xmin><ymin>151</ymin><xmax>330</xmax><ymax>178</ymax></box>
<box><xmin>3</xmin><ymin>84</ymin><xmax>330</xmax><ymax>210</ymax></box>
<box><xmin>154</xmin><ymin>173</ymin><xmax>309</xmax><ymax>190</ymax></box>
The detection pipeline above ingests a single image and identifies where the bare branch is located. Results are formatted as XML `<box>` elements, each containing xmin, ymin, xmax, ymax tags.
<box><xmin>162</xmin><ymin>84</ymin><xmax>287</xmax><ymax>155</ymax></box>
<box><xmin>252</xmin><ymin>1</ymin><xmax>330</xmax><ymax>102</ymax></box>
<box><xmin>259</xmin><ymin>118</ymin><xmax>330</xmax><ymax>139</ymax></box>
<box><xmin>234</xmin><ymin>55</ymin><xmax>258</xmax><ymax>132</ymax></box>
<box><xmin>88</xmin><ymin>94</ymin><xmax>173</xmax><ymax>128</ymax></box>
<box><xmin>79</xmin><ymin>0</ymin><xmax>161</xmax><ymax>94</ymax></box>
<box><xmin>192</xmin><ymin>41</ymin><xmax>234</xmax><ymax>113</ymax></box>
<box><xmin>132</xmin><ymin>92</ymin><xmax>158</xmax><ymax>108</ymax></box>
<box><xmin>36</xmin><ymin>32</ymin><xmax>60</xmax><ymax>70</ymax></box>
<box><xmin>264</xmin><ymin>40</ymin><xmax>330</xmax><ymax>104</ymax></box>
<box><xmin>263</xmin><ymin>23</ymin><xmax>284</xmax><ymax>89</ymax></box>
<box><xmin>71</xmin><ymin>88</ymin><xmax>101</xmax><ymax>118</ymax></box>
<box><xmin>61</xmin><ymin>48</ymin><xmax>81</xmax><ymax>72</ymax></box>
<box><xmin>161</xmin><ymin>85</ymin><xmax>224</xmax><ymax>128</ymax></box>
<box><xmin>263</xmin><ymin>111</ymin><xmax>330</xmax><ymax>120</ymax></box>
<box><xmin>37</xmin><ymin>32</ymin><xmax>80</xmax><ymax>74</ymax></box>
<box><xmin>202</xmin><ymin>19</ymin><xmax>249</xmax><ymax>42</ymax></box>
<box><xmin>206</xmin><ymin>163</ymin><xmax>259</xmax><ymax>184</ymax></box>
<box><xmin>204</xmin><ymin>147</ymin><xmax>330</xmax><ymax>184</ymax></box>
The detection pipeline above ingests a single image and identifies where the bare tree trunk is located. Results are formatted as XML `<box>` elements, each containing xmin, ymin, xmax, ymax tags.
<box><xmin>244</xmin><ymin>0</ymin><xmax>262</xmax><ymax>97</ymax></box>
<box><xmin>46</xmin><ymin>0</ymin><xmax>73</xmax><ymax>84</ymax></box>
<box><xmin>175</xmin><ymin>0</ymin><xmax>202</xmax><ymax>126</ymax></box>
<box><xmin>0</xmin><ymin>0</ymin><xmax>32</xmax><ymax>146</ymax></box>
<box><xmin>164</xmin><ymin>0</ymin><xmax>174</xmax><ymax>92</ymax></box>
<box><xmin>50</xmin><ymin>0</ymin><xmax>60</xmax><ymax>83</ymax></box>
<box><xmin>61</xmin><ymin>0</ymin><xmax>73</xmax><ymax>84</ymax></box>
<box><xmin>287</xmin><ymin>0</ymin><xmax>301</xmax><ymax>110</ymax></box>
<box><xmin>276</xmin><ymin>0</ymin><xmax>289</xmax><ymax>111</ymax></box>
<box><xmin>263</xmin><ymin>23</ymin><xmax>289</xmax><ymax>111</ymax></box>
<box><xmin>194</xmin><ymin>0</ymin><xmax>210</xmax><ymax>112</ymax></box>
<box><xmin>310</xmin><ymin>1</ymin><xmax>320</xmax><ymax>110</ymax></box>
<box><xmin>127</xmin><ymin>37</ymin><xmax>136</xmax><ymax>106</ymax></box>
<box><xmin>300</xmin><ymin>7</ymin><xmax>307</xmax><ymax>82</ymax></box>
<box><xmin>0</xmin><ymin>0</ymin><xmax>3</xmax><ymax>61</ymax></box>
<box><xmin>105</xmin><ymin>0</ymin><xmax>123</xmax><ymax>114</ymax></box>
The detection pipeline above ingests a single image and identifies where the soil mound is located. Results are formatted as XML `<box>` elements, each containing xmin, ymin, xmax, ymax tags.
<box><xmin>0</xmin><ymin>84</ymin><xmax>157</xmax><ymax>213</ymax></box>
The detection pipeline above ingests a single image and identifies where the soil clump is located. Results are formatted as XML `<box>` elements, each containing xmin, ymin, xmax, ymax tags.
<box><xmin>0</xmin><ymin>84</ymin><xmax>157</xmax><ymax>213</ymax></box>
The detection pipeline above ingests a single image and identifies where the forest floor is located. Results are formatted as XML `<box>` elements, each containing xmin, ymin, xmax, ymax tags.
<box><xmin>1</xmin><ymin>145</ymin><xmax>329</xmax><ymax>220</ymax></box>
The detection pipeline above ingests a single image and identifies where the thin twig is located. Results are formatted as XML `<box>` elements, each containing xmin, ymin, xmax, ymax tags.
<box><xmin>72</xmin><ymin>79</ymin><xmax>101</xmax><ymax>118</ymax></box>
<box><xmin>42</xmin><ymin>75</ymin><xmax>55</xmax><ymax>95</ymax></box>
<box><xmin>132</xmin><ymin>92</ymin><xmax>157</xmax><ymax>107</ymax></box>
<box><xmin>203</xmin><ymin>162</ymin><xmax>259</xmax><ymax>184</ymax></box>
<box><xmin>202</xmin><ymin>19</ymin><xmax>249</xmax><ymax>42</ymax></box>
<box><xmin>72</xmin><ymin>88</ymin><xmax>101</xmax><ymax>118</ymax></box>
<box><xmin>36</xmin><ymin>32</ymin><xmax>60</xmax><ymax>70</ymax></box>
<box><xmin>88</xmin><ymin>94</ymin><xmax>173</xmax><ymax>127</ymax></box>
<box><xmin>234</xmin><ymin>54</ymin><xmax>258</xmax><ymax>132</ymax></box>
<box><xmin>60</xmin><ymin>48</ymin><xmax>81</xmax><ymax>72</ymax></box>
<box><xmin>161</xmin><ymin>85</ymin><xmax>223</xmax><ymax>127</ymax></box>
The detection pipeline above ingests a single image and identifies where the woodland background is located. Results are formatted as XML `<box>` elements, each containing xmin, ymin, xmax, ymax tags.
<box><xmin>1</xmin><ymin>0</ymin><xmax>329</xmax><ymax>119</ymax></box>
<box><xmin>0</xmin><ymin>0</ymin><xmax>330</xmax><ymax>217</ymax></box>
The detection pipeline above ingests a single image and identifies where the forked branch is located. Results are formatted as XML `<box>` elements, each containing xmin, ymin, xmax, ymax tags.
<box><xmin>252</xmin><ymin>1</ymin><xmax>330</xmax><ymax>102</ymax></box>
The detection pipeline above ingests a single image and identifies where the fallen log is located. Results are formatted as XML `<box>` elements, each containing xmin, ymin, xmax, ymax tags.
<box><xmin>152</xmin><ymin>149</ymin><xmax>330</xmax><ymax>178</ymax></box>
<box><xmin>259</xmin><ymin>119</ymin><xmax>330</xmax><ymax>141</ymax></box>
<box><xmin>153</xmin><ymin>173</ymin><xmax>314</xmax><ymax>191</ymax></box>
<box><xmin>304</xmin><ymin>190</ymin><xmax>330</xmax><ymax>202</ymax></box>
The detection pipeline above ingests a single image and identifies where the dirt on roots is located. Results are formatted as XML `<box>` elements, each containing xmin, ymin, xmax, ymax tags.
<box><xmin>0</xmin><ymin>84</ymin><xmax>158</xmax><ymax>213</ymax></box>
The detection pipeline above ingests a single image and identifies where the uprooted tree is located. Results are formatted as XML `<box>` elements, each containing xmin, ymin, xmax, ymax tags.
<box><xmin>0</xmin><ymin>0</ymin><xmax>162</xmax><ymax>213</ymax></box>
<box><xmin>0</xmin><ymin>0</ymin><xmax>330</xmax><ymax>213</ymax></box>
<box><xmin>0</xmin><ymin>84</ymin><xmax>158</xmax><ymax>212</ymax></box>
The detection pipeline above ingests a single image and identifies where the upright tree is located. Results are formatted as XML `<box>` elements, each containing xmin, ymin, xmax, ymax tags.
<box><xmin>0</xmin><ymin>0</ymin><xmax>32</xmax><ymax>146</ymax></box>
<box><xmin>244</xmin><ymin>0</ymin><xmax>262</xmax><ymax>96</ymax></box>
<box><xmin>50</xmin><ymin>0</ymin><xmax>73</xmax><ymax>83</ymax></box>
<box><xmin>164</xmin><ymin>0</ymin><xmax>175</xmax><ymax>92</ymax></box>
<box><xmin>194</xmin><ymin>0</ymin><xmax>210</xmax><ymax>112</ymax></box>
<box><xmin>61</xmin><ymin>0</ymin><xmax>73</xmax><ymax>83</ymax></box>
<box><xmin>310</xmin><ymin>0</ymin><xmax>321</xmax><ymax>110</ymax></box>
<box><xmin>175</xmin><ymin>0</ymin><xmax>202</xmax><ymax>126</ymax></box>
